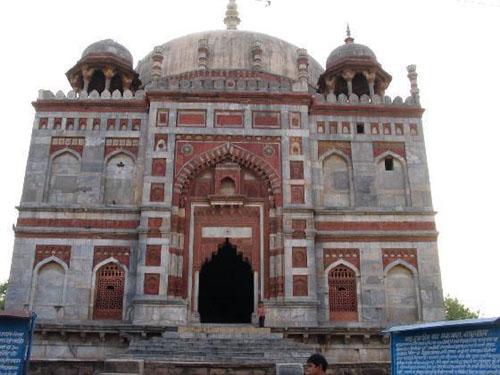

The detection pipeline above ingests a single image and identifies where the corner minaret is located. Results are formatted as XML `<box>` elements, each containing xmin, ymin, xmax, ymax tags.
<box><xmin>224</xmin><ymin>0</ymin><xmax>241</xmax><ymax>30</ymax></box>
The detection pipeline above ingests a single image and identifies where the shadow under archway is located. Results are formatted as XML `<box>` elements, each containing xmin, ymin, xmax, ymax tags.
<box><xmin>198</xmin><ymin>239</ymin><xmax>254</xmax><ymax>323</ymax></box>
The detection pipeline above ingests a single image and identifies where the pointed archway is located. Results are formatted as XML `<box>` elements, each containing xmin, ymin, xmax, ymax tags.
<box><xmin>198</xmin><ymin>239</ymin><xmax>254</xmax><ymax>323</ymax></box>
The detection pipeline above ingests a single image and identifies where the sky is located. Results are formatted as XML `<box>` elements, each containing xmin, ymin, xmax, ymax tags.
<box><xmin>0</xmin><ymin>0</ymin><xmax>499</xmax><ymax>317</ymax></box>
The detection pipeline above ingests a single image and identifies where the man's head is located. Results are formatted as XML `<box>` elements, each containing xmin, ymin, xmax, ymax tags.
<box><xmin>305</xmin><ymin>353</ymin><xmax>328</xmax><ymax>374</ymax></box>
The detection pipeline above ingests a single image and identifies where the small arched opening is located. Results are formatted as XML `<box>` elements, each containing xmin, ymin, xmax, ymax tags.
<box><xmin>93</xmin><ymin>262</ymin><xmax>125</xmax><ymax>320</ymax></box>
<box><xmin>328</xmin><ymin>265</ymin><xmax>358</xmax><ymax>321</ymax></box>
<box><xmin>88</xmin><ymin>70</ymin><xmax>106</xmax><ymax>93</ymax></box>
<box><xmin>352</xmin><ymin>73</ymin><xmax>370</xmax><ymax>96</ymax></box>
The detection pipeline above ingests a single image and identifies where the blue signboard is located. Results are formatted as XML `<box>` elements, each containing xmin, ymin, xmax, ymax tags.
<box><xmin>384</xmin><ymin>318</ymin><xmax>500</xmax><ymax>375</ymax></box>
<box><xmin>0</xmin><ymin>313</ymin><xmax>36</xmax><ymax>375</ymax></box>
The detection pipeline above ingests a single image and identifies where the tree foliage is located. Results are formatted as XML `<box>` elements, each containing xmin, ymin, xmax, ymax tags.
<box><xmin>444</xmin><ymin>295</ymin><xmax>479</xmax><ymax>320</ymax></box>
<box><xmin>0</xmin><ymin>282</ymin><xmax>7</xmax><ymax>311</ymax></box>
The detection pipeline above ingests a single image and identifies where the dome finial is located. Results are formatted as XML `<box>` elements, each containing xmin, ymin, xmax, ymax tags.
<box><xmin>345</xmin><ymin>23</ymin><xmax>354</xmax><ymax>44</ymax></box>
<box><xmin>224</xmin><ymin>0</ymin><xmax>241</xmax><ymax>30</ymax></box>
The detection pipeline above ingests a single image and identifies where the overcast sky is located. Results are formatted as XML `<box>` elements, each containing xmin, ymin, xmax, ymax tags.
<box><xmin>1</xmin><ymin>0</ymin><xmax>499</xmax><ymax>317</ymax></box>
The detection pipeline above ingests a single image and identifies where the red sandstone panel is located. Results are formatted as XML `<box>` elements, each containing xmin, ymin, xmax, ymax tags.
<box><xmin>132</xmin><ymin>119</ymin><xmax>141</xmax><ymax>131</ymax></box>
<box><xmin>38</xmin><ymin>118</ymin><xmax>48</xmax><ymax>129</ymax></box>
<box><xmin>290</xmin><ymin>185</ymin><xmax>305</xmax><ymax>204</ymax></box>
<box><xmin>50</xmin><ymin>137</ymin><xmax>85</xmax><ymax>155</ymax></box>
<box><xmin>104</xmin><ymin>138</ymin><xmax>139</xmax><ymax>157</ymax></box>
<box><xmin>317</xmin><ymin>140</ymin><xmax>352</xmax><ymax>159</ymax></box>
<box><xmin>152</xmin><ymin>158</ymin><xmax>167</xmax><ymax>176</ymax></box>
<box><xmin>289</xmin><ymin>161</ymin><xmax>304</xmax><ymax>180</ymax></box>
<box><xmin>78</xmin><ymin>118</ymin><xmax>87</xmax><ymax>130</ymax></box>
<box><xmin>150</xmin><ymin>183</ymin><xmax>165</xmax><ymax>202</ymax></box>
<box><xmin>145</xmin><ymin>245</ymin><xmax>162</xmax><ymax>266</ymax></box>
<box><xmin>329</xmin><ymin>121</ymin><xmax>338</xmax><ymax>134</ymax></box>
<box><xmin>252</xmin><ymin>111</ymin><xmax>281</xmax><ymax>128</ymax></box>
<box><xmin>289</xmin><ymin>137</ymin><xmax>302</xmax><ymax>155</ymax></box>
<box><xmin>382</xmin><ymin>248</ymin><xmax>418</xmax><ymax>269</ymax></box>
<box><xmin>293</xmin><ymin>275</ymin><xmax>308</xmax><ymax>296</ymax></box>
<box><xmin>156</xmin><ymin>109</ymin><xmax>169</xmax><ymax>127</ymax></box>
<box><xmin>317</xmin><ymin>121</ymin><xmax>325</xmax><ymax>134</ymax></box>
<box><xmin>144</xmin><ymin>273</ymin><xmax>160</xmax><ymax>295</ymax></box>
<box><xmin>292</xmin><ymin>247</ymin><xmax>307</xmax><ymax>268</ymax></box>
<box><xmin>65</xmin><ymin>118</ymin><xmax>74</xmax><ymax>130</ymax></box>
<box><xmin>292</xmin><ymin>219</ymin><xmax>307</xmax><ymax>239</ymax></box>
<box><xmin>289</xmin><ymin>112</ymin><xmax>301</xmax><ymax>128</ymax></box>
<box><xmin>177</xmin><ymin>110</ymin><xmax>206</xmax><ymax>127</ymax></box>
<box><xmin>92</xmin><ymin>118</ymin><xmax>100</xmax><ymax>130</ymax></box>
<box><xmin>107</xmin><ymin>118</ymin><xmax>116</xmax><ymax>130</ymax></box>
<box><xmin>119</xmin><ymin>119</ymin><xmax>128</xmax><ymax>130</ymax></box>
<box><xmin>214</xmin><ymin>110</ymin><xmax>244</xmax><ymax>128</ymax></box>
<box><xmin>34</xmin><ymin>245</ymin><xmax>71</xmax><ymax>267</ymax></box>
<box><xmin>323</xmin><ymin>248</ymin><xmax>360</xmax><ymax>270</ymax></box>
<box><xmin>93</xmin><ymin>246</ymin><xmax>130</xmax><ymax>268</ymax></box>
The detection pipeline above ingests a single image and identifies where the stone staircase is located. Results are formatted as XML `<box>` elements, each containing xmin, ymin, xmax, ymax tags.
<box><xmin>123</xmin><ymin>324</ymin><xmax>314</xmax><ymax>365</ymax></box>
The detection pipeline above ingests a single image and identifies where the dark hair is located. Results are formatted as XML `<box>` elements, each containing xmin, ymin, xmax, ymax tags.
<box><xmin>306</xmin><ymin>353</ymin><xmax>328</xmax><ymax>371</ymax></box>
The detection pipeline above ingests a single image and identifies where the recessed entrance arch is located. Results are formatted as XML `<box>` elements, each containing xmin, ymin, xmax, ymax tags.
<box><xmin>198</xmin><ymin>239</ymin><xmax>254</xmax><ymax>323</ymax></box>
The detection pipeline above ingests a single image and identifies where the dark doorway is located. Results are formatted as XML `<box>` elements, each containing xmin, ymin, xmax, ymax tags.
<box><xmin>198</xmin><ymin>239</ymin><xmax>254</xmax><ymax>323</ymax></box>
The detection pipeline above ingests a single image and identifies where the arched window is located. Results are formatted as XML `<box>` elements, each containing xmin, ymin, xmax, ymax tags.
<box><xmin>48</xmin><ymin>152</ymin><xmax>81</xmax><ymax>205</ymax></box>
<box><xmin>352</xmin><ymin>73</ymin><xmax>370</xmax><ymax>96</ymax></box>
<box><xmin>334</xmin><ymin>76</ymin><xmax>348</xmax><ymax>96</ymax></box>
<box><xmin>376</xmin><ymin>155</ymin><xmax>407</xmax><ymax>207</ymax></box>
<box><xmin>322</xmin><ymin>153</ymin><xmax>350</xmax><ymax>207</ymax></box>
<box><xmin>328</xmin><ymin>265</ymin><xmax>358</xmax><ymax>321</ymax></box>
<box><xmin>386</xmin><ymin>264</ymin><xmax>418</xmax><ymax>323</ymax></box>
<box><xmin>104</xmin><ymin>153</ymin><xmax>136</xmax><ymax>205</ymax></box>
<box><xmin>109</xmin><ymin>74</ymin><xmax>123</xmax><ymax>93</ymax></box>
<box><xmin>88</xmin><ymin>70</ymin><xmax>106</xmax><ymax>93</ymax></box>
<box><xmin>93</xmin><ymin>263</ymin><xmax>125</xmax><ymax>320</ymax></box>
<box><xmin>33</xmin><ymin>262</ymin><xmax>65</xmax><ymax>320</ymax></box>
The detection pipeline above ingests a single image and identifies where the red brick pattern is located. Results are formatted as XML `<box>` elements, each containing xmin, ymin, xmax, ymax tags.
<box><xmin>252</xmin><ymin>111</ymin><xmax>280</xmax><ymax>128</ymax></box>
<box><xmin>18</xmin><ymin>218</ymin><xmax>139</xmax><ymax>229</ymax></box>
<box><xmin>316</xmin><ymin>221</ymin><xmax>435</xmax><ymax>231</ymax></box>
<box><xmin>324</xmin><ymin>248</ymin><xmax>360</xmax><ymax>270</ymax></box>
<box><xmin>214</xmin><ymin>110</ymin><xmax>244</xmax><ymax>128</ymax></box>
<box><xmin>104</xmin><ymin>138</ymin><xmax>139</xmax><ymax>157</ymax></box>
<box><xmin>177</xmin><ymin>110</ymin><xmax>206</xmax><ymax>127</ymax></box>
<box><xmin>50</xmin><ymin>137</ymin><xmax>85</xmax><ymax>155</ymax></box>
<box><xmin>152</xmin><ymin>158</ymin><xmax>167</xmax><ymax>176</ymax></box>
<box><xmin>293</xmin><ymin>275</ymin><xmax>308</xmax><ymax>296</ymax></box>
<box><xmin>93</xmin><ymin>246</ymin><xmax>130</xmax><ymax>268</ymax></box>
<box><xmin>145</xmin><ymin>245</ymin><xmax>162</xmax><ymax>266</ymax></box>
<box><xmin>382</xmin><ymin>248</ymin><xmax>418</xmax><ymax>269</ymax></box>
<box><xmin>150</xmin><ymin>183</ymin><xmax>165</xmax><ymax>202</ymax></box>
<box><xmin>290</xmin><ymin>161</ymin><xmax>304</xmax><ymax>179</ymax></box>
<box><xmin>34</xmin><ymin>245</ymin><xmax>71</xmax><ymax>268</ymax></box>
<box><xmin>292</xmin><ymin>247</ymin><xmax>307</xmax><ymax>268</ymax></box>
<box><xmin>144</xmin><ymin>273</ymin><xmax>160</xmax><ymax>295</ymax></box>
<box><xmin>93</xmin><ymin>263</ymin><xmax>124</xmax><ymax>320</ymax></box>
<box><xmin>329</xmin><ymin>265</ymin><xmax>358</xmax><ymax>321</ymax></box>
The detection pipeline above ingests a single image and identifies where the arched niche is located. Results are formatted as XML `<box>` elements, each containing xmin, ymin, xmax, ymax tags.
<box><xmin>48</xmin><ymin>150</ymin><xmax>81</xmax><ymax>205</ymax></box>
<box><xmin>103</xmin><ymin>152</ymin><xmax>136</xmax><ymax>205</ymax></box>
<box><xmin>88</xmin><ymin>70</ymin><xmax>106</xmax><ymax>93</ymax></box>
<box><xmin>31</xmin><ymin>258</ymin><xmax>67</xmax><ymax>320</ymax></box>
<box><xmin>385</xmin><ymin>262</ymin><xmax>420</xmax><ymax>323</ymax></box>
<box><xmin>375</xmin><ymin>152</ymin><xmax>409</xmax><ymax>207</ymax></box>
<box><xmin>321</xmin><ymin>151</ymin><xmax>352</xmax><ymax>207</ymax></box>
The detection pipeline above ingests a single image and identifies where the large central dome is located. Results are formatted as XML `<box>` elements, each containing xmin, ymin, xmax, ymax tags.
<box><xmin>136</xmin><ymin>30</ymin><xmax>323</xmax><ymax>88</ymax></box>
